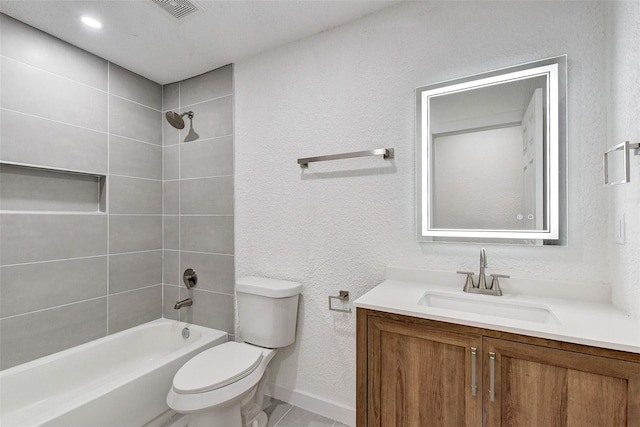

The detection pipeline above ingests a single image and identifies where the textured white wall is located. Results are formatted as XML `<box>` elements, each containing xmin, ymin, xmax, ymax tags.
<box><xmin>606</xmin><ymin>1</ymin><xmax>640</xmax><ymax>316</ymax></box>
<box><xmin>235</xmin><ymin>1</ymin><xmax>610</xmax><ymax>420</ymax></box>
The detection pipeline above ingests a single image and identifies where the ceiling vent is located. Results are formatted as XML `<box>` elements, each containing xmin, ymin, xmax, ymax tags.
<box><xmin>151</xmin><ymin>0</ymin><xmax>202</xmax><ymax>20</ymax></box>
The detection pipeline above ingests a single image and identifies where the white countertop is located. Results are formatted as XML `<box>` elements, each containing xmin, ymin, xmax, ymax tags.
<box><xmin>354</xmin><ymin>277</ymin><xmax>640</xmax><ymax>354</ymax></box>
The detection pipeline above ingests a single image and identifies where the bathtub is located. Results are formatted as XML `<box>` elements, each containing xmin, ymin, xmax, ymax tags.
<box><xmin>0</xmin><ymin>318</ymin><xmax>227</xmax><ymax>427</ymax></box>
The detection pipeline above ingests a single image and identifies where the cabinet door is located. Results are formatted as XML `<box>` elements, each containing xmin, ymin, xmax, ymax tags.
<box><xmin>367</xmin><ymin>317</ymin><xmax>482</xmax><ymax>426</ymax></box>
<box><xmin>484</xmin><ymin>337</ymin><xmax>640</xmax><ymax>427</ymax></box>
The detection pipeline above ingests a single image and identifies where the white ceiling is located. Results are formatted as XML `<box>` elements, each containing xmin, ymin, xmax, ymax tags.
<box><xmin>0</xmin><ymin>0</ymin><xmax>397</xmax><ymax>85</ymax></box>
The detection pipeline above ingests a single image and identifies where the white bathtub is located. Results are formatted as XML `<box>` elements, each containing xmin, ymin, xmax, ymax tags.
<box><xmin>0</xmin><ymin>318</ymin><xmax>227</xmax><ymax>427</ymax></box>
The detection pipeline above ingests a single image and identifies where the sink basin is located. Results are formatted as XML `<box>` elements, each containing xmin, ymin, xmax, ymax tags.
<box><xmin>418</xmin><ymin>291</ymin><xmax>560</xmax><ymax>325</ymax></box>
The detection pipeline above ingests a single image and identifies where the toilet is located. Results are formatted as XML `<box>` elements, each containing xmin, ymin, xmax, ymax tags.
<box><xmin>167</xmin><ymin>276</ymin><xmax>302</xmax><ymax>427</ymax></box>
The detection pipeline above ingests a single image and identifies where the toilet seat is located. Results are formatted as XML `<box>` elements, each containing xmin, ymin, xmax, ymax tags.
<box><xmin>173</xmin><ymin>342</ymin><xmax>263</xmax><ymax>394</ymax></box>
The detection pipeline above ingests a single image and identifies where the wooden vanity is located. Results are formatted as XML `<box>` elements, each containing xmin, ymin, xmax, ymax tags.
<box><xmin>355</xmin><ymin>275</ymin><xmax>640</xmax><ymax>427</ymax></box>
<box><xmin>357</xmin><ymin>308</ymin><xmax>640</xmax><ymax>426</ymax></box>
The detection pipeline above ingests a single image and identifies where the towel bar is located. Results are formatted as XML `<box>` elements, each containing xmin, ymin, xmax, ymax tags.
<box><xmin>298</xmin><ymin>148</ymin><xmax>394</xmax><ymax>168</ymax></box>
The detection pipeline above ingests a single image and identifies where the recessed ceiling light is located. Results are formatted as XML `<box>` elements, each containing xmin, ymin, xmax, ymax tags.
<box><xmin>80</xmin><ymin>16</ymin><xmax>103</xmax><ymax>29</ymax></box>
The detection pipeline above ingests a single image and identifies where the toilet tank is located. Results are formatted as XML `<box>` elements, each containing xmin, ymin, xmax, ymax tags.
<box><xmin>236</xmin><ymin>276</ymin><xmax>302</xmax><ymax>348</ymax></box>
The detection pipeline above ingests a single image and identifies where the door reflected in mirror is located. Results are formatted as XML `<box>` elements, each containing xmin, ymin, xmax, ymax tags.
<box><xmin>417</xmin><ymin>56</ymin><xmax>567</xmax><ymax>244</ymax></box>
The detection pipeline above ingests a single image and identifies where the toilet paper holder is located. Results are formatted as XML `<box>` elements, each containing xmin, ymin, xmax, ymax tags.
<box><xmin>328</xmin><ymin>290</ymin><xmax>352</xmax><ymax>313</ymax></box>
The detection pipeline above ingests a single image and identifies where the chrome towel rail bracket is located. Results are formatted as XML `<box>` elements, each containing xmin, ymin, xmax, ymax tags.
<box><xmin>298</xmin><ymin>148</ymin><xmax>394</xmax><ymax>168</ymax></box>
<box><xmin>604</xmin><ymin>141</ymin><xmax>639</xmax><ymax>185</ymax></box>
<box><xmin>329</xmin><ymin>290</ymin><xmax>352</xmax><ymax>313</ymax></box>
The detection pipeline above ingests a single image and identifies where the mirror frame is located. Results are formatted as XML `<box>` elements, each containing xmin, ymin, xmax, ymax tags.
<box><xmin>417</xmin><ymin>56</ymin><xmax>567</xmax><ymax>243</ymax></box>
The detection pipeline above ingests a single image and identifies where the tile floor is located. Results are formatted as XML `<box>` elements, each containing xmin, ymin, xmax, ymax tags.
<box><xmin>263</xmin><ymin>396</ymin><xmax>349</xmax><ymax>427</ymax></box>
<box><xmin>164</xmin><ymin>396</ymin><xmax>350</xmax><ymax>427</ymax></box>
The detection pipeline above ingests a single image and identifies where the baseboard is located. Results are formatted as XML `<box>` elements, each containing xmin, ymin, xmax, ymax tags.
<box><xmin>265</xmin><ymin>383</ymin><xmax>355</xmax><ymax>426</ymax></box>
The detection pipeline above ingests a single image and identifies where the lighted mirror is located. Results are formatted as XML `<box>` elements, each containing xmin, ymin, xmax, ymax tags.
<box><xmin>417</xmin><ymin>56</ymin><xmax>567</xmax><ymax>244</ymax></box>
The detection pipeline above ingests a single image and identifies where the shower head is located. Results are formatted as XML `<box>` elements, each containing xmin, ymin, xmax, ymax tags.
<box><xmin>165</xmin><ymin>110</ymin><xmax>194</xmax><ymax>130</ymax></box>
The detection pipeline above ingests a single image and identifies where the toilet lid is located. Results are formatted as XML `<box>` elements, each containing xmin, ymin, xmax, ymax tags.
<box><xmin>173</xmin><ymin>342</ymin><xmax>263</xmax><ymax>394</ymax></box>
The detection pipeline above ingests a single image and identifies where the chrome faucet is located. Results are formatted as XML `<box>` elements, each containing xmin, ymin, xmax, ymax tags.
<box><xmin>457</xmin><ymin>248</ymin><xmax>509</xmax><ymax>296</ymax></box>
<box><xmin>478</xmin><ymin>248</ymin><xmax>488</xmax><ymax>290</ymax></box>
<box><xmin>174</xmin><ymin>298</ymin><xmax>193</xmax><ymax>310</ymax></box>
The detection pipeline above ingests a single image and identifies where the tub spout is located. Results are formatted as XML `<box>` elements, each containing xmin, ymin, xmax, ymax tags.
<box><xmin>174</xmin><ymin>298</ymin><xmax>193</xmax><ymax>310</ymax></box>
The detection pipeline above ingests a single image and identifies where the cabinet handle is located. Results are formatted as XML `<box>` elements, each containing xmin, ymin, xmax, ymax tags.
<box><xmin>471</xmin><ymin>347</ymin><xmax>478</xmax><ymax>396</ymax></box>
<box><xmin>489</xmin><ymin>352</ymin><xmax>496</xmax><ymax>402</ymax></box>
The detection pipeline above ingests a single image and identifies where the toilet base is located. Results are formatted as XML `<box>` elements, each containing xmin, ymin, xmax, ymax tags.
<box><xmin>243</xmin><ymin>411</ymin><xmax>267</xmax><ymax>427</ymax></box>
<box><xmin>185</xmin><ymin>407</ymin><xmax>268</xmax><ymax>427</ymax></box>
<box><xmin>186</xmin><ymin>402</ymin><xmax>241</xmax><ymax>427</ymax></box>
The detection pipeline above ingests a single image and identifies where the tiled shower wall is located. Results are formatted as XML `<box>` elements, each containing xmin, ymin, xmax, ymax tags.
<box><xmin>0</xmin><ymin>15</ymin><xmax>163</xmax><ymax>369</ymax></box>
<box><xmin>160</xmin><ymin>66</ymin><xmax>235</xmax><ymax>335</ymax></box>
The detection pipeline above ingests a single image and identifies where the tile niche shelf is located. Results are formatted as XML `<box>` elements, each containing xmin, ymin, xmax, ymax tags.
<box><xmin>0</xmin><ymin>162</ymin><xmax>106</xmax><ymax>213</ymax></box>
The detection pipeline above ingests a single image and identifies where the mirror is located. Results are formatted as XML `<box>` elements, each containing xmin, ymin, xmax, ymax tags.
<box><xmin>417</xmin><ymin>56</ymin><xmax>566</xmax><ymax>244</ymax></box>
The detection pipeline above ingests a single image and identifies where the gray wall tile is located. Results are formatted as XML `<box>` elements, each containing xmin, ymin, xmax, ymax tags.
<box><xmin>109</xmin><ymin>215</ymin><xmax>162</xmax><ymax>254</ymax></box>
<box><xmin>1</xmin><ymin>57</ymin><xmax>108</xmax><ymax>132</ymax></box>
<box><xmin>163</xmin><ymin>250</ymin><xmax>180</xmax><ymax>285</ymax></box>
<box><xmin>180</xmin><ymin>216</ymin><xmax>234</xmax><ymax>254</ymax></box>
<box><xmin>164</xmin><ymin>216</ymin><xmax>179</xmax><ymax>250</ymax></box>
<box><xmin>163</xmin><ymin>145</ymin><xmax>179</xmax><ymax>180</ymax></box>
<box><xmin>180</xmin><ymin>136</ymin><xmax>234</xmax><ymax>178</ymax></box>
<box><xmin>0</xmin><ymin>213</ymin><xmax>107</xmax><ymax>265</ymax></box>
<box><xmin>0</xmin><ymin>298</ymin><xmax>107</xmax><ymax>370</ymax></box>
<box><xmin>0</xmin><ymin>256</ymin><xmax>107</xmax><ymax>318</ymax></box>
<box><xmin>178</xmin><ymin>96</ymin><xmax>233</xmax><ymax>141</ymax></box>
<box><xmin>0</xmin><ymin>14</ymin><xmax>108</xmax><ymax>90</ymax></box>
<box><xmin>108</xmin><ymin>285</ymin><xmax>162</xmax><ymax>334</ymax></box>
<box><xmin>180</xmin><ymin>251</ymin><xmax>234</xmax><ymax>294</ymax></box>
<box><xmin>163</xmin><ymin>181</ymin><xmax>179</xmax><ymax>215</ymax></box>
<box><xmin>163</xmin><ymin>63</ymin><xmax>235</xmax><ymax>333</ymax></box>
<box><xmin>109</xmin><ymin>176</ymin><xmax>162</xmax><ymax>215</ymax></box>
<box><xmin>109</xmin><ymin>250</ymin><xmax>162</xmax><ymax>294</ymax></box>
<box><xmin>109</xmin><ymin>136</ymin><xmax>162</xmax><ymax>180</ymax></box>
<box><xmin>109</xmin><ymin>63</ymin><xmax>162</xmax><ymax>110</ymax></box>
<box><xmin>0</xmin><ymin>109</ymin><xmax>108</xmax><ymax>174</ymax></box>
<box><xmin>179</xmin><ymin>289</ymin><xmax>234</xmax><ymax>333</ymax></box>
<box><xmin>109</xmin><ymin>95</ymin><xmax>161</xmax><ymax>144</ymax></box>
<box><xmin>163</xmin><ymin>284</ymin><xmax>180</xmax><ymax>320</ymax></box>
<box><xmin>180</xmin><ymin>176</ymin><xmax>233</xmax><ymax>215</ymax></box>
<box><xmin>1</xmin><ymin>164</ymin><xmax>102</xmax><ymax>212</ymax></box>
<box><xmin>162</xmin><ymin>116</ymin><xmax>181</xmax><ymax>145</ymax></box>
<box><xmin>163</xmin><ymin>83</ymin><xmax>180</xmax><ymax>112</ymax></box>
<box><xmin>180</xmin><ymin>65</ymin><xmax>233</xmax><ymax>107</ymax></box>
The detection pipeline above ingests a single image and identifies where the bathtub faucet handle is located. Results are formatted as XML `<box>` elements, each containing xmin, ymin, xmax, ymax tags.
<box><xmin>183</xmin><ymin>268</ymin><xmax>197</xmax><ymax>289</ymax></box>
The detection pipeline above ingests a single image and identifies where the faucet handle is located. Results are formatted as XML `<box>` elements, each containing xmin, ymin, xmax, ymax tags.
<box><xmin>489</xmin><ymin>274</ymin><xmax>510</xmax><ymax>295</ymax></box>
<box><xmin>457</xmin><ymin>271</ymin><xmax>476</xmax><ymax>292</ymax></box>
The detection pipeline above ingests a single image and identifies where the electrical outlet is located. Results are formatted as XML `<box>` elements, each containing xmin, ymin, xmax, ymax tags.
<box><xmin>614</xmin><ymin>214</ymin><xmax>625</xmax><ymax>245</ymax></box>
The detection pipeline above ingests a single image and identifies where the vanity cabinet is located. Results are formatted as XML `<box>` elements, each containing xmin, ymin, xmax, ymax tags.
<box><xmin>357</xmin><ymin>308</ymin><xmax>640</xmax><ymax>427</ymax></box>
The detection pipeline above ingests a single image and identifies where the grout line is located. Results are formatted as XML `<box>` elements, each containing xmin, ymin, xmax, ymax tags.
<box><xmin>165</xmin><ymin>174</ymin><xmax>234</xmax><ymax>181</ymax></box>
<box><xmin>177</xmin><ymin>80</ymin><xmax>183</xmax><ymax>322</ymax></box>
<box><xmin>0</xmin><ymin>107</ymin><xmax>108</xmax><ymax>134</ymax></box>
<box><xmin>0</xmin><ymin>284</ymin><xmax>163</xmax><ymax>321</ymax></box>
<box><xmin>109</xmin><ymin>92</ymin><xmax>163</xmax><ymax>113</ymax></box>
<box><xmin>179</xmin><ymin>250</ymin><xmax>234</xmax><ymax>257</ymax></box>
<box><xmin>110</xmin><ymin>132</ymin><xmax>164</xmax><ymax>147</ymax></box>
<box><xmin>162</xmin><ymin>133</ymin><xmax>234</xmax><ymax>147</ymax></box>
<box><xmin>161</xmin><ymin>79</ymin><xmax>166</xmax><ymax>317</ymax></box>
<box><xmin>1</xmin><ymin>55</ymin><xmax>108</xmax><ymax>93</ymax></box>
<box><xmin>107</xmin><ymin>213</ymin><xmax>164</xmax><ymax>216</ymax></box>
<box><xmin>0</xmin><ymin>56</ymin><xmax>162</xmax><ymax>111</ymax></box>
<box><xmin>0</xmin><ymin>249</ymin><xmax>163</xmax><ymax>268</ymax></box>
<box><xmin>106</xmin><ymin>62</ymin><xmax>111</xmax><ymax>336</ymax></box>
<box><xmin>110</xmin><ymin>173</ymin><xmax>163</xmax><ymax>181</ymax></box>
<box><xmin>179</xmin><ymin>93</ymin><xmax>232</xmax><ymax>110</ymax></box>
<box><xmin>0</xmin><ymin>295</ymin><xmax>108</xmax><ymax>320</ymax></box>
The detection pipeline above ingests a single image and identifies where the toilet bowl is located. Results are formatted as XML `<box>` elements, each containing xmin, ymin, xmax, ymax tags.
<box><xmin>167</xmin><ymin>276</ymin><xmax>301</xmax><ymax>427</ymax></box>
